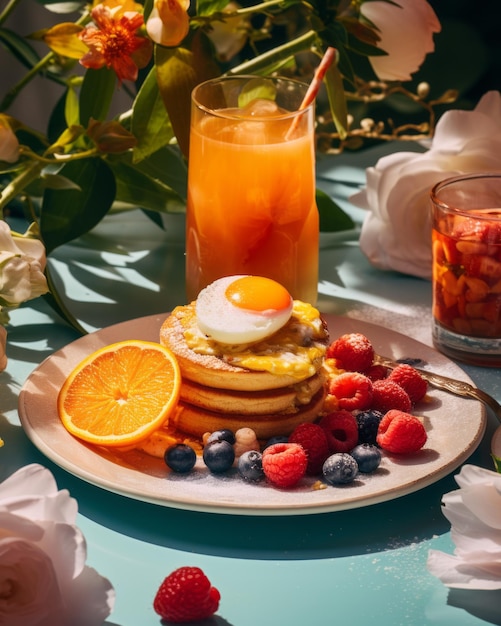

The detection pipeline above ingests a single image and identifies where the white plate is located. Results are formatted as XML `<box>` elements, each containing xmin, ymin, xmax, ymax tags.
<box><xmin>18</xmin><ymin>314</ymin><xmax>486</xmax><ymax>516</ymax></box>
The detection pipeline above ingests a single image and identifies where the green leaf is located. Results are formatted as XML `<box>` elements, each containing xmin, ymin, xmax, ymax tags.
<box><xmin>0</xmin><ymin>27</ymin><xmax>40</xmax><ymax>69</ymax></box>
<box><xmin>41</xmin><ymin>172</ymin><xmax>81</xmax><ymax>190</ymax></box>
<box><xmin>108</xmin><ymin>159</ymin><xmax>185</xmax><ymax>213</ymax></box>
<box><xmin>132</xmin><ymin>68</ymin><xmax>175</xmax><ymax>162</ymax></box>
<box><xmin>79</xmin><ymin>67</ymin><xmax>117</xmax><ymax>126</ymax></box>
<box><xmin>316</xmin><ymin>188</ymin><xmax>354</xmax><ymax>232</ymax></box>
<box><xmin>324</xmin><ymin>61</ymin><xmax>349</xmax><ymax>140</ymax></box>
<box><xmin>197</xmin><ymin>0</ymin><xmax>232</xmax><ymax>16</ymax></box>
<box><xmin>238</xmin><ymin>78</ymin><xmax>277</xmax><ymax>107</ymax></box>
<box><xmin>155</xmin><ymin>32</ymin><xmax>220</xmax><ymax>156</ymax></box>
<box><xmin>40</xmin><ymin>158</ymin><xmax>116</xmax><ymax>253</ymax></box>
<box><xmin>133</xmin><ymin>145</ymin><xmax>187</xmax><ymax>201</ymax></box>
<box><xmin>155</xmin><ymin>46</ymin><xmax>197</xmax><ymax>157</ymax></box>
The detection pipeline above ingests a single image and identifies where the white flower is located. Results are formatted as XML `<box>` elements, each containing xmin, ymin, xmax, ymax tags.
<box><xmin>0</xmin><ymin>464</ymin><xmax>115</xmax><ymax>625</ymax></box>
<box><xmin>427</xmin><ymin>464</ymin><xmax>501</xmax><ymax>590</ymax></box>
<box><xmin>361</xmin><ymin>0</ymin><xmax>441</xmax><ymax>82</ymax></box>
<box><xmin>207</xmin><ymin>3</ymin><xmax>249</xmax><ymax>63</ymax></box>
<box><xmin>0</xmin><ymin>117</ymin><xmax>19</xmax><ymax>164</ymax></box>
<box><xmin>351</xmin><ymin>90</ymin><xmax>501</xmax><ymax>279</ymax></box>
<box><xmin>0</xmin><ymin>221</ymin><xmax>48</xmax><ymax>309</ymax></box>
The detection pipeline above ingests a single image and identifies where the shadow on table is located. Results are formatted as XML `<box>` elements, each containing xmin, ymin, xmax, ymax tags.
<box><xmin>448</xmin><ymin>588</ymin><xmax>501</xmax><ymax>626</ymax></box>
<box><xmin>31</xmin><ymin>447</ymin><xmax>463</xmax><ymax>562</ymax></box>
<box><xmin>103</xmin><ymin>613</ymin><xmax>233</xmax><ymax>626</ymax></box>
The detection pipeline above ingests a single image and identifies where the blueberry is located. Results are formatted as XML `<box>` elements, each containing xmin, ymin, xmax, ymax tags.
<box><xmin>164</xmin><ymin>443</ymin><xmax>197</xmax><ymax>473</ymax></box>
<box><xmin>263</xmin><ymin>435</ymin><xmax>289</xmax><ymax>450</ymax></box>
<box><xmin>322</xmin><ymin>453</ymin><xmax>358</xmax><ymax>485</ymax></box>
<box><xmin>206</xmin><ymin>429</ymin><xmax>236</xmax><ymax>446</ymax></box>
<box><xmin>356</xmin><ymin>409</ymin><xmax>384</xmax><ymax>444</ymax></box>
<box><xmin>203</xmin><ymin>440</ymin><xmax>235</xmax><ymax>474</ymax></box>
<box><xmin>350</xmin><ymin>443</ymin><xmax>381</xmax><ymax>473</ymax></box>
<box><xmin>237</xmin><ymin>450</ymin><xmax>264</xmax><ymax>482</ymax></box>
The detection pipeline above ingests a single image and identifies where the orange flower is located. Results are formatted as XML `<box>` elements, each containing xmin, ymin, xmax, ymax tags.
<box><xmin>146</xmin><ymin>0</ymin><xmax>190</xmax><ymax>47</ymax></box>
<box><xmin>79</xmin><ymin>4</ymin><xmax>152</xmax><ymax>82</ymax></box>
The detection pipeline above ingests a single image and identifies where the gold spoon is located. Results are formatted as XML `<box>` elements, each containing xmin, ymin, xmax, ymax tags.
<box><xmin>373</xmin><ymin>354</ymin><xmax>501</xmax><ymax>424</ymax></box>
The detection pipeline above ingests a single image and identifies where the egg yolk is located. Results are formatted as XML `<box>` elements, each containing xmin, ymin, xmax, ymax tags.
<box><xmin>225</xmin><ymin>276</ymin><xmax>292</xmax><ymax>312</ymax></box>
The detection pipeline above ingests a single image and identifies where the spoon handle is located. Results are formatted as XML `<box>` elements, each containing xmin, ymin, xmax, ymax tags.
<box><xmin>374</xmin><ymin>354</ymin><xmax>501</xmax><ymax>423</ymax></box>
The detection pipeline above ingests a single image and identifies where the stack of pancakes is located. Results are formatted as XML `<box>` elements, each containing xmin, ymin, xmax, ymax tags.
<box><xmin>159</xmin><ymin>302</ymin><xmax>329</xmax><ymax>440</ymax></box>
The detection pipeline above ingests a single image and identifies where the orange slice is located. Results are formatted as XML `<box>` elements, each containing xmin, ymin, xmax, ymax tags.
<box><xmin>58</xmin><ymin>340</ymin><xmax>181</xmax><ymax>447</ymax></box>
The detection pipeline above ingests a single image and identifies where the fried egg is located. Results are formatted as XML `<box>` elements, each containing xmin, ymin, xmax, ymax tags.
<box><xmin>195</xmin><ymin>275</ymin><xmax>293</xmax><ymax>344</ymax></box>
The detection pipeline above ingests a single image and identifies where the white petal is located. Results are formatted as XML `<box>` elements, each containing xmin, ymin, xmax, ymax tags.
<box><xmin>362</xmin><ymin>0</ymin><xmax>440</xmax><ymax>81</ymax></box>
<box><xmin>428</xmin><ymin>549</ymin><xmax>501</xmax><ymax>590</ymax></box>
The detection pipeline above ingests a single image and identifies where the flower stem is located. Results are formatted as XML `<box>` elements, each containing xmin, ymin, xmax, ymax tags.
<box><xmin>234</xmin><ymin>0</ymin><xmax>287</xmax><ymax>17</ymax></box>
<box><xmin>0</xmin><ymin>160</ymin><xmax>44</xmax><ymax>219</ymax></box>
<box><xmin>0</xmin><ymin>0</ymin><xmax>21</xmax><ymax>26</ymax></box>
<box><xmin>44</xmin><ymin>264</ymin><xmax>88</xmax><ymax>335</ymax></box>
<box><xmin>228</xmin><ymin>30</ymin><xmax>318</xmax><ymax>75</ymax></box>
<box><xmin>0</xmin><ymin>10</ymin><xmax>91</xmax><ymax>112</ymax></box>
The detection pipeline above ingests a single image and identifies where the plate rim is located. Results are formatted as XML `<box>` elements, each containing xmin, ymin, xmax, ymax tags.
<box><xmin>18</xmin><ymin>313</ymin><xmax>487</xmax><ymax>516</ymax></box>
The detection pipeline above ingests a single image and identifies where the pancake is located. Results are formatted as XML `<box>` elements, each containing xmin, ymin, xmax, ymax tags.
<box><xmin>155</xmin><ymin>297</ymin><xmax>330</xmax><ymax>447</ymax></box>
<box><xmin>170</xmin><ymin>388</ymin><xmax>327</xmax><ymax>440</ymax></box>
<box><xmin>179</xmin><ymin>372</ymin><xmax>324</xmax><ymax>415</ymax></box>
<box><xmin>160</xmin><ymin>301</ymin><xmax>329</xmax><ymax>391</ymax></box>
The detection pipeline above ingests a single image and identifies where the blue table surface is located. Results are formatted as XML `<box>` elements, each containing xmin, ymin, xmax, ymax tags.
<box><xmin>2</xmin><ymin>144</ymin><xmax>501</xmax><ymax>626</ymax></box>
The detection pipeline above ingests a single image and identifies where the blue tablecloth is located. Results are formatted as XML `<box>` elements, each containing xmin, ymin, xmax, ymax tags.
<box><xmin>2</xmin><ymin>145</ymin><xmax>500</xmax><ymax>625</ymax></box>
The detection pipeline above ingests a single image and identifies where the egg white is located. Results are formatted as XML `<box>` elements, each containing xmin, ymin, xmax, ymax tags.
<box><xmin>195</xmin><ymin>275</ymin><xmax>293</xmax><ymax>345</ymax></box>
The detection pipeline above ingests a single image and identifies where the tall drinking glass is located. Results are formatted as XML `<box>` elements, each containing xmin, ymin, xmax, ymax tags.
<box><xmin>185</xmin><ymin>75</ymin><xmax>318</xmax><ymax>303</ymax></box>
<box><xmin>431</xmin><ymin>172</ymin><xmax>501</xmax><ymax>366</ymax></box>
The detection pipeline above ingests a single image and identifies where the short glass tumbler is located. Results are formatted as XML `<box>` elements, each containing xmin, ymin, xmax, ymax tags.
<box><xmin>431</xmin><ymin>172</ymin><xmax>501</xmax><ymax>366</ymax></box>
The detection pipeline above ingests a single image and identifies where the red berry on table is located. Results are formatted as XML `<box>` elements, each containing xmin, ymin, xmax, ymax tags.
<box><xmin>370</xmin><ymin>379</ymin><xmax>412</xmax><ymax>413</ymax></box>
<box><xmin>262</xmin><ymin>442</ymin><xmax>308</xmax><ymax>488</ymax></box>
<box><xmin>387</xmin><ymin>364</ymin><xmax>428</xmax><ymax>404</ymax></box>
<box><xmin>376</xmin><ymin>409</ymin><xmax>427</xmax><ymax>454</ymax></box>
<box><xmin>153</xmin><ymin>566</ymin><xmax>220</xmax><ymax>623</ymax></box>
<box><xmin>326</xmin><ymin>332</ymin><xmax>375</xmax><ymax>372</ymax></box>
<box><xmin>319</xmin><ymin>410</ymin><xmax>359</xmax><ymax>453</ymax></box>
<box><xmin>288</xmin><ymin>422</ymin><xmax>330</xmax><ymax>475</ymax></box>
<box><xmin>328</xmin><ymin>371</ymin><xmax>373</xmax><ymax>411</ymax></box>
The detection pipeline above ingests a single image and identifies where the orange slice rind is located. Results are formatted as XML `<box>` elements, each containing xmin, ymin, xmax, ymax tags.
<box><xmin>58</xmin><ymin>339</ymin><xmax>181</xmax><ymax>447</ymax></box>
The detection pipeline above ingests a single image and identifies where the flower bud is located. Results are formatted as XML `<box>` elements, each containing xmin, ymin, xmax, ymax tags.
<box><xmin>0</xmin><ymin>116</ymin><xmax>19</xmax><ymax>163</ymax></box>
<box><xmin>87</xmin><ymin>119</ymin><xmax>137</xmax><ymax>153</ymax></box>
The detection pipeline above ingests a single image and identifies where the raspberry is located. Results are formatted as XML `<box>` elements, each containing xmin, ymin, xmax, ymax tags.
<box><xmin>288</xmin><ymin>422</ymin><xmax>330</xmax><ymax>475</ymax></box>
<box><xmin>387</xmin><ymin>364</ymin><xmax>428</xmax><ymax>404</ymax></box>
<box><xmin>153</xmin><ymin>566</ymin><xmax>220</xmax><ymax>623</ymax></box>
<box><xmin>326</xmin><ymin>333</ymin><xmax>374</xmax><ymax>372</ymax></box>
<box><xmin>319</xmin><ymin>410</ymin><xmax>359</xmax><ymax>453</ymax></box>
<box><xmin>376</xmin><ymin>409</ymin><xmax>427</xmax><ymax>454</ymax></box>
<box><xmin>365</xmin><ymin>364</ymin><xmax>388</xmax><ymax>381</ymax></box>
<box><xmin>328</xmin><ymin>371</ymin><xmax>373</xmax><ymax>410</ymax></box>
<box><xmin>262</xmin><ymin>442</ymin><xmax>308</xmax><ymax>488</ymax></box>
<box><xmin>370</xmin><ymin>379</ymin><xmax>412</xmax><ymax>413</ymax></box>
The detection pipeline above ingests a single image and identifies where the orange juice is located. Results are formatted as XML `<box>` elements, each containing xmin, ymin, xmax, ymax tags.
<box><xmin>186</xmin><ymin>77</ymin><xmax>318</xmax><ymax>303</ymax></box>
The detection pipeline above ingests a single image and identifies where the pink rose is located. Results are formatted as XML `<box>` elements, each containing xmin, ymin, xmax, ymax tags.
<box><xmin>0</xmin><ymin>464</ymin><xmax>115</xmax><ymax>625</ymax></box>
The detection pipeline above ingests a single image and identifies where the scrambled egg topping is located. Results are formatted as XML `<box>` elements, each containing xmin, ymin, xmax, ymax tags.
<box><xmin>184</xmin><ymin>300</ymin><xmax>328</xmax><ymax>379</ymax></box>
